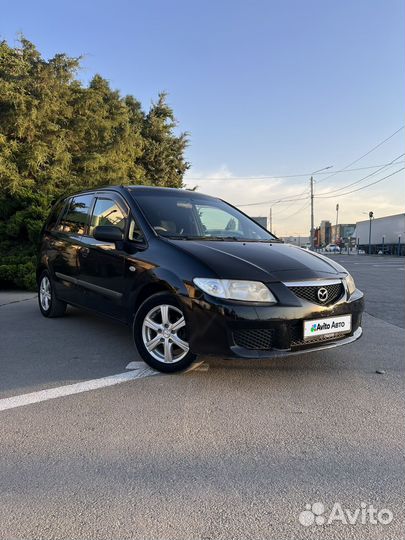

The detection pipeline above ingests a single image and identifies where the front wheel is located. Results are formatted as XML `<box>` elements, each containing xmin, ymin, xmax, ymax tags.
<box><xmin>133</xmin><ymin>292</ymin><xmax>196</xmax><ymax>373</ymax></box>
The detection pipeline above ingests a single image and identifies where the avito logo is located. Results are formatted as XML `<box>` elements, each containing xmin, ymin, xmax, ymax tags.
<box><xmin>299</xmin><ymin>502</ymin><xmax>393</xmax><ymax>527</ymax></box>
<box><xmin>310</xmin><ymin>321</ymin><xmax>346</xmax><ymax>333</ymax></box>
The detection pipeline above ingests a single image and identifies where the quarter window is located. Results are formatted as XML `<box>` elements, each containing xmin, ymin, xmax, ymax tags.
<box><xmin>90</xmin><ymin>198</ymin><xmax>127</xmax><ymax>234</ymax></box>
<box><xmin>59</xmin><ymin>194</ymin><xmax>93</xmax><ymax>235</ymax></box>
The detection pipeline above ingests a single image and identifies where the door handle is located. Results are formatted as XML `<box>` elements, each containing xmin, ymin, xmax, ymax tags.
<box><xmin>79</xmin><ymin>247</ymin><xmax>90</xmax><ymax>258</ymax></box>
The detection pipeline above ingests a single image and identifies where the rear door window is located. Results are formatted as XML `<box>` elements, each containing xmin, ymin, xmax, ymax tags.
<box><xmin>59</xmin><ymin>194</ymin><xmax>94</xmax><ymax>235</ymax></box>
<box><xmin>46</xmin><ymin>199</ymin><xmax>67</xmax><ymax>232</ymax></box>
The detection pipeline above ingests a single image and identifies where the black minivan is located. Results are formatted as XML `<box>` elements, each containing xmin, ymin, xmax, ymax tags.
<box><xmin>37</xmin><ymin>186</ymin><xmax>364</xmax><ymax>372</ymax></box>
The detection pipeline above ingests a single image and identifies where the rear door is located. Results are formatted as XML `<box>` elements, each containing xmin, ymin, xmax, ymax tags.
<box><xmin>51</xmin><ymin>193</ymin><xmax>95</xmax><ymax>305</ymax></box>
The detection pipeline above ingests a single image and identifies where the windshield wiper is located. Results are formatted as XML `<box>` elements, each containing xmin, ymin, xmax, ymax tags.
<box><xmin>163</xmin><ymin>235</ymin><xmax>239</xmax><ymax>241</ymax></box>
<box><xmin>163</xmin><ymin>235</ymin><xmax>280</xmax><ymax>242</ymax></box>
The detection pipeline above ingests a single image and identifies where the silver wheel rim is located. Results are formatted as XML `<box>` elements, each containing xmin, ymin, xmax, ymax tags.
<box><xmin>141</xmin><ymin>304</ymin><xmax>189</xmax><ymax>364</ymax></box>
<box><xmin>39</xmin><ymin>276</ymin><xmax>51</xmax><ymax>311</ymax></box>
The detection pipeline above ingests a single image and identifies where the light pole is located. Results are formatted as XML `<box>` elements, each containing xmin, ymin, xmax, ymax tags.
<box><xmin>310</xmin><ymin>166</ymin><xmax>333</xmax><ymax>251</ymax></box>
<box><xmin>368</xmin><ymin>211</ymin><xmax>374</xmax><ymax>255</ymax></box>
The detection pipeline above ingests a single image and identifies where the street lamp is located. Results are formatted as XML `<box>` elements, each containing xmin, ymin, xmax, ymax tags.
<box><xmin>368</xmin><ymin>211</ymin><xmax>374</xmax><ymax>255</ymax></box>
<box><xmin>310</xmin><ymin>166</ymin><xmax>333</xmax><ymax>250</ymax></box>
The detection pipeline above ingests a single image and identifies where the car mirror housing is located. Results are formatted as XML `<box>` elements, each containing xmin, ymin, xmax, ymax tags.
<box><xmin>93</xmin><ymin>225</ymin><xmax>124</xmax><ymax>243</ymax></box>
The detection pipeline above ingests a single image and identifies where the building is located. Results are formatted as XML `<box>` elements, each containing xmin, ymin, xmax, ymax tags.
<box><xmin>251</xmin><ymin>216</ymin><xmax>268</xmax><ymax>229</ymax></box>
<box><xmin>314</xmin><ymin>227</ymin><xmax>321</xmax><ymax>248</ymax></box>
<box><xmin>319</xmin><ymin>220</ymin><xmax>331</xmax><ymax>246</ymax></box>
<box><xmin>355</xmin><ymin>213</ymin><xmax>405</xmax><ymax>255</ymax></box>
<box><xmin>330</xmin><ymin>223</ymin><xmax>356</xmax><ymax>246</ymax></box>
<box><xmin>281</xmin><ymin>235</ymin><xmax>310</xmax><ymax>247</ymax></box>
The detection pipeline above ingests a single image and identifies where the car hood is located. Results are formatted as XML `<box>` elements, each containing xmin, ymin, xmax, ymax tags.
<box><xmin>169</xmin><ymin>240</ymin><xmax>348</xmax><ymax>282</ymax></box>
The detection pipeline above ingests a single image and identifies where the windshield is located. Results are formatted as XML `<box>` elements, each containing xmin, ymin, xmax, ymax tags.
<box><xmin>133</xmin><ymin>193</ymin><xmax>277</xmax><ymax>241</ymax></box>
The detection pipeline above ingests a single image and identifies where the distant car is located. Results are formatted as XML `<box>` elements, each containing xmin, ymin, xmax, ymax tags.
<box><xmin>37</xmin><ymin>186</ymin><xmax>364</xmax><ymax>372</ymax></box>
<box><xmin>325</xmin><ymin>244</ymin><xmax>341</xmax><ymax>253</ymax></box>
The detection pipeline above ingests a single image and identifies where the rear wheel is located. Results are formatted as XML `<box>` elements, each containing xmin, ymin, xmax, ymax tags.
<box><xmin>38</xmin><ymin>270</ymin><xmax>67</xmax><ymax>318</ymax></box>
<box><xmin>133</xmin><ymin>292</ymin><xmax>196</xmax><ymax>373</ymax></box>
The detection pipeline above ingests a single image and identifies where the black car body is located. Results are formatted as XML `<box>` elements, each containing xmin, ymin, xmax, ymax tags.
<box><xmin>37</xmin><ymin>186</ymin><xmax>364</xmax><ymax>372</ymax></box>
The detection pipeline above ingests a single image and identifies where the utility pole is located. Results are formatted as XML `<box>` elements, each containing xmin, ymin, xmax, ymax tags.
<box><xmin>309</xmin><ymin>166</ymin><xmax>333</xmax><ymax>251</ymax></box>
<box><xmin>269</xmin><ymin>207</ymin><xmax>273</xmax><ymax>232</ymax></box>
<box><xmin>335</xmin><ymin>203</ymin><xmax>339</xmax><ymax>243</ymax></box>
<box><xmin>310</xmin><ymin>176</ymin><xmax>314</xmax><ymax>250</ymax></box>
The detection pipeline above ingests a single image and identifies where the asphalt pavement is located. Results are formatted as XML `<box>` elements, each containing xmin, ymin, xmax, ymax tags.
<box><xmin>0</xmin><ymin>255</ymin><xmax>404</xmax><ymax>540</ymax></box>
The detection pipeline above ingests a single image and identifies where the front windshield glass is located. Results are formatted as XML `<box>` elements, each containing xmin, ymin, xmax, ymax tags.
<box><xmin>133</xmin><ymin>193</ymin><xmax>277</xmax><ymax>241</ymax></box>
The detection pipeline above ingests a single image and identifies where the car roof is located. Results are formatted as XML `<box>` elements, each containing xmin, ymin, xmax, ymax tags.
<box><xmin>125</xmin><ymin>185</ymin><xmax>217</xmax><ymax>199</ymax></box>
<box><xmin>66</xmin><ymin>185</ymin><xmax>218</xmax><ymax>200</ymax></box>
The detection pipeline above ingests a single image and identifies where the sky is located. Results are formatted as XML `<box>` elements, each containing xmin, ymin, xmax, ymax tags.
<box><xmin>2</xmin><ymin>0</ymin><xmax>404</xmax><ymax>236</ymax></box>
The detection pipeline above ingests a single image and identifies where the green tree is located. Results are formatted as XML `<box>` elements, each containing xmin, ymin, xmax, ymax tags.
<box><xmin>0</xmin><ymin>37</ymin><xmax>190</xmax><ymax>289</ymax></box>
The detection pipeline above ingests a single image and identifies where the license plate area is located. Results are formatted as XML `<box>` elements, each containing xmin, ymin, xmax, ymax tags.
<box><xmin>303</xmin><ymin>314</ymin><xmax>352</xmax><ymax>340</ymax></box>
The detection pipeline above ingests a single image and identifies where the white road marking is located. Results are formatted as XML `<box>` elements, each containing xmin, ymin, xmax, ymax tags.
<box><xmin>185</xmin><ymin>360</ymin><xmax>209</xmax><ymax>372</ymax></box>
<box><xmin>126</xmin><ymin>360</ymin><xmax>209</xmax><ymax>372</ymax></box>
<box><xmin>0</xmin><ymin>359</ymin><xmax>210</xmax><ymax>413</ymax></box>
<box><xmin>0</xmin><ymin>370</ymin><xmax>158</xmax><ymax>413</ymax></box>
<box><xmin>126</xmin><ymin>361</ymin><xmax>151</xmax><ymax>370</ymax></box>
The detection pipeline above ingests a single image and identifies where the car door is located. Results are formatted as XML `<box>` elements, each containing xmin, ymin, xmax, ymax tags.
<box><xmin>76</xmin><ymin>193</ymin><xmax>131</xmax><ymax>319</ymax></box>
<box><xmin>51</xmin><ymin>193</ymin><xmax>95</xmax><ymax>305</ymax></box>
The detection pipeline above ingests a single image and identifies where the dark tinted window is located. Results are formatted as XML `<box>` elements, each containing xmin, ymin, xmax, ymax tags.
<box><xmin>46</xmin><ymin>199</ymin><xmax>66</xmax><ymax>231</ymax></box>
<box><xmin>89</xmin><ymin>198</ymin><xmax>127</xmax><ymax>234</ymax></box>
<box><xmin>59</xmin><ymin>194</ymin><xmax>93</xmax><ymax>235</ymax></box>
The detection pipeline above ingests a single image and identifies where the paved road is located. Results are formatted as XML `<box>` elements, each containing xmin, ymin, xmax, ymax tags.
<box><xmin>0</xmin><ymin>256</ymin><xmax>404</xmax><ymax>539</ymax></box>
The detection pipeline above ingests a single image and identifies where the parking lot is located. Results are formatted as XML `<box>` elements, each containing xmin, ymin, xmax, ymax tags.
<box><xmin>0</xmin><ymin>255</ymin><xmax>404</xmax><ymax>539</ymax></box>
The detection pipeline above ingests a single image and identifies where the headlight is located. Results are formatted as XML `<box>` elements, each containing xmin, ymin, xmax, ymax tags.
<box><xmin>193</xmin><ymin>278</ymin><xmax>277</xmax><ymax>303</ymax></box>
<box><xmin>345</xmin><ymin>274</ymin><xmax>356</xmax><ymax>295</ymax></box>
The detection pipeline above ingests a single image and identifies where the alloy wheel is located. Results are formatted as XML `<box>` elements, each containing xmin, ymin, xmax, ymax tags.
<box><xmin>141</xmin><ymin>304</ymin><xmax>189</xmax><ymax>363</ymax></box>
<box><xmin>39</xmin><ymin>276</ymin><xmax>52</xmax><ymax>311</ymax></box>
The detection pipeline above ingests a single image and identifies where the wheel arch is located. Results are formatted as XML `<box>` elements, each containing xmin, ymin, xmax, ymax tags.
<box><xmin>36</xmin><ymin>263</ymin><xmax>48</xmax><ymax>285</ymax></box>
<box><xmin>129</xmin><ymin>269</ymin><xmax>190</xmax><ymax>323</ymax></box>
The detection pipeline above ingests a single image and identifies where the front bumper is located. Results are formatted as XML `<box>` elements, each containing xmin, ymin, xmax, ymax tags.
<box><xmin>180</xmin><ymin>288</ymin><xmax>364</xmax><ymax>359</ymax></box>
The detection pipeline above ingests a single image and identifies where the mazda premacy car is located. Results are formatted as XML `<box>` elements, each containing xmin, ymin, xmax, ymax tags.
<box><xmin>37</xmin><ymin>186</ymin><xmax>364</xmax><ymax>372</ymax></box>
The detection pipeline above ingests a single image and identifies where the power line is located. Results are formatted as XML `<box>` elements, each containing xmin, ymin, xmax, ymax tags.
<box><xmin>237</xmin><ymin>194</ymin><xmax>308</xmax><ymax>207</ymax></box>
<box><xmin>185</xmin><ymin>160</ymin><xmax>404</xmax><ymax>181</ymax></box>
<box><xmin>315</xmin><ymin>167</ymin><xmax>405</xmax><ymax>199</ymax></box>
<box><xmin>274</xmin><ymin>166</ymin><xmax>404</xmax><ymax>225</ymax></box>
<box><xmin>276</xmin><ymin>201</ymin><xmax>311</xmax><ymax>221</ymax></box>
<box><xmin>235</xmin><ymin>153</ymin><xmax>404</xmax><ymax>207</ymax></box>
<box><xmin>315</xmin><ymin>153</ymin><xmax>405</xmax><ymax>197</ymax></box>
<box><xmin>316</xmin><ymin>126</ymin><xmax>404</xmax><ymax>185</ymax></box>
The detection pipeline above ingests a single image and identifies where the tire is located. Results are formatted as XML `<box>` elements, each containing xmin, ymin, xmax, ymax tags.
<box><xmin>133</xmin><ymin>292</ymin><xmax>196</xmax><ymax>373</ymax></box>
<box><xmin>38</xmin><ymin>270</ymin><xmax>67</xmax><ymax>318</ymax></box>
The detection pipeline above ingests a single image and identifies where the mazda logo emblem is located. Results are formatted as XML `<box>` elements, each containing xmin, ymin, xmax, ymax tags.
<box><xmin>317</xmin><ymin>287</ymin><xmax>329</xmax><ymax>302</ymax></box>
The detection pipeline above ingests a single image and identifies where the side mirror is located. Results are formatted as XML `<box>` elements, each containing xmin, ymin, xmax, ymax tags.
<box><xmin>93</xmin><ymin>225</ymin><xmax>124</xmax><ymax>243</ymax></box>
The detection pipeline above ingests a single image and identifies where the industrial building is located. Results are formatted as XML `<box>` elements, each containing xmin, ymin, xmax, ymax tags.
<box><xmin>330</xmin><ymin>223</ymin><xmax>356</xmax><ymax>245</ymax></box>
<box><xmin>355</xmin><ymin>213</ymin><xmax>405</xmax><ymax>255</ymax></box>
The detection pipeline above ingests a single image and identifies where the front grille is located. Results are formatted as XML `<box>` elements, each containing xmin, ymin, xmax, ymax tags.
<box><xmin>233</xmin><ymin>328</ymin><xmax>274</xmax><ymax>350</ymax></box>
<box><xmin>288</xmin><ymin>282</ymin><xmax>344</xmax><ymax>306</ymax></box>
